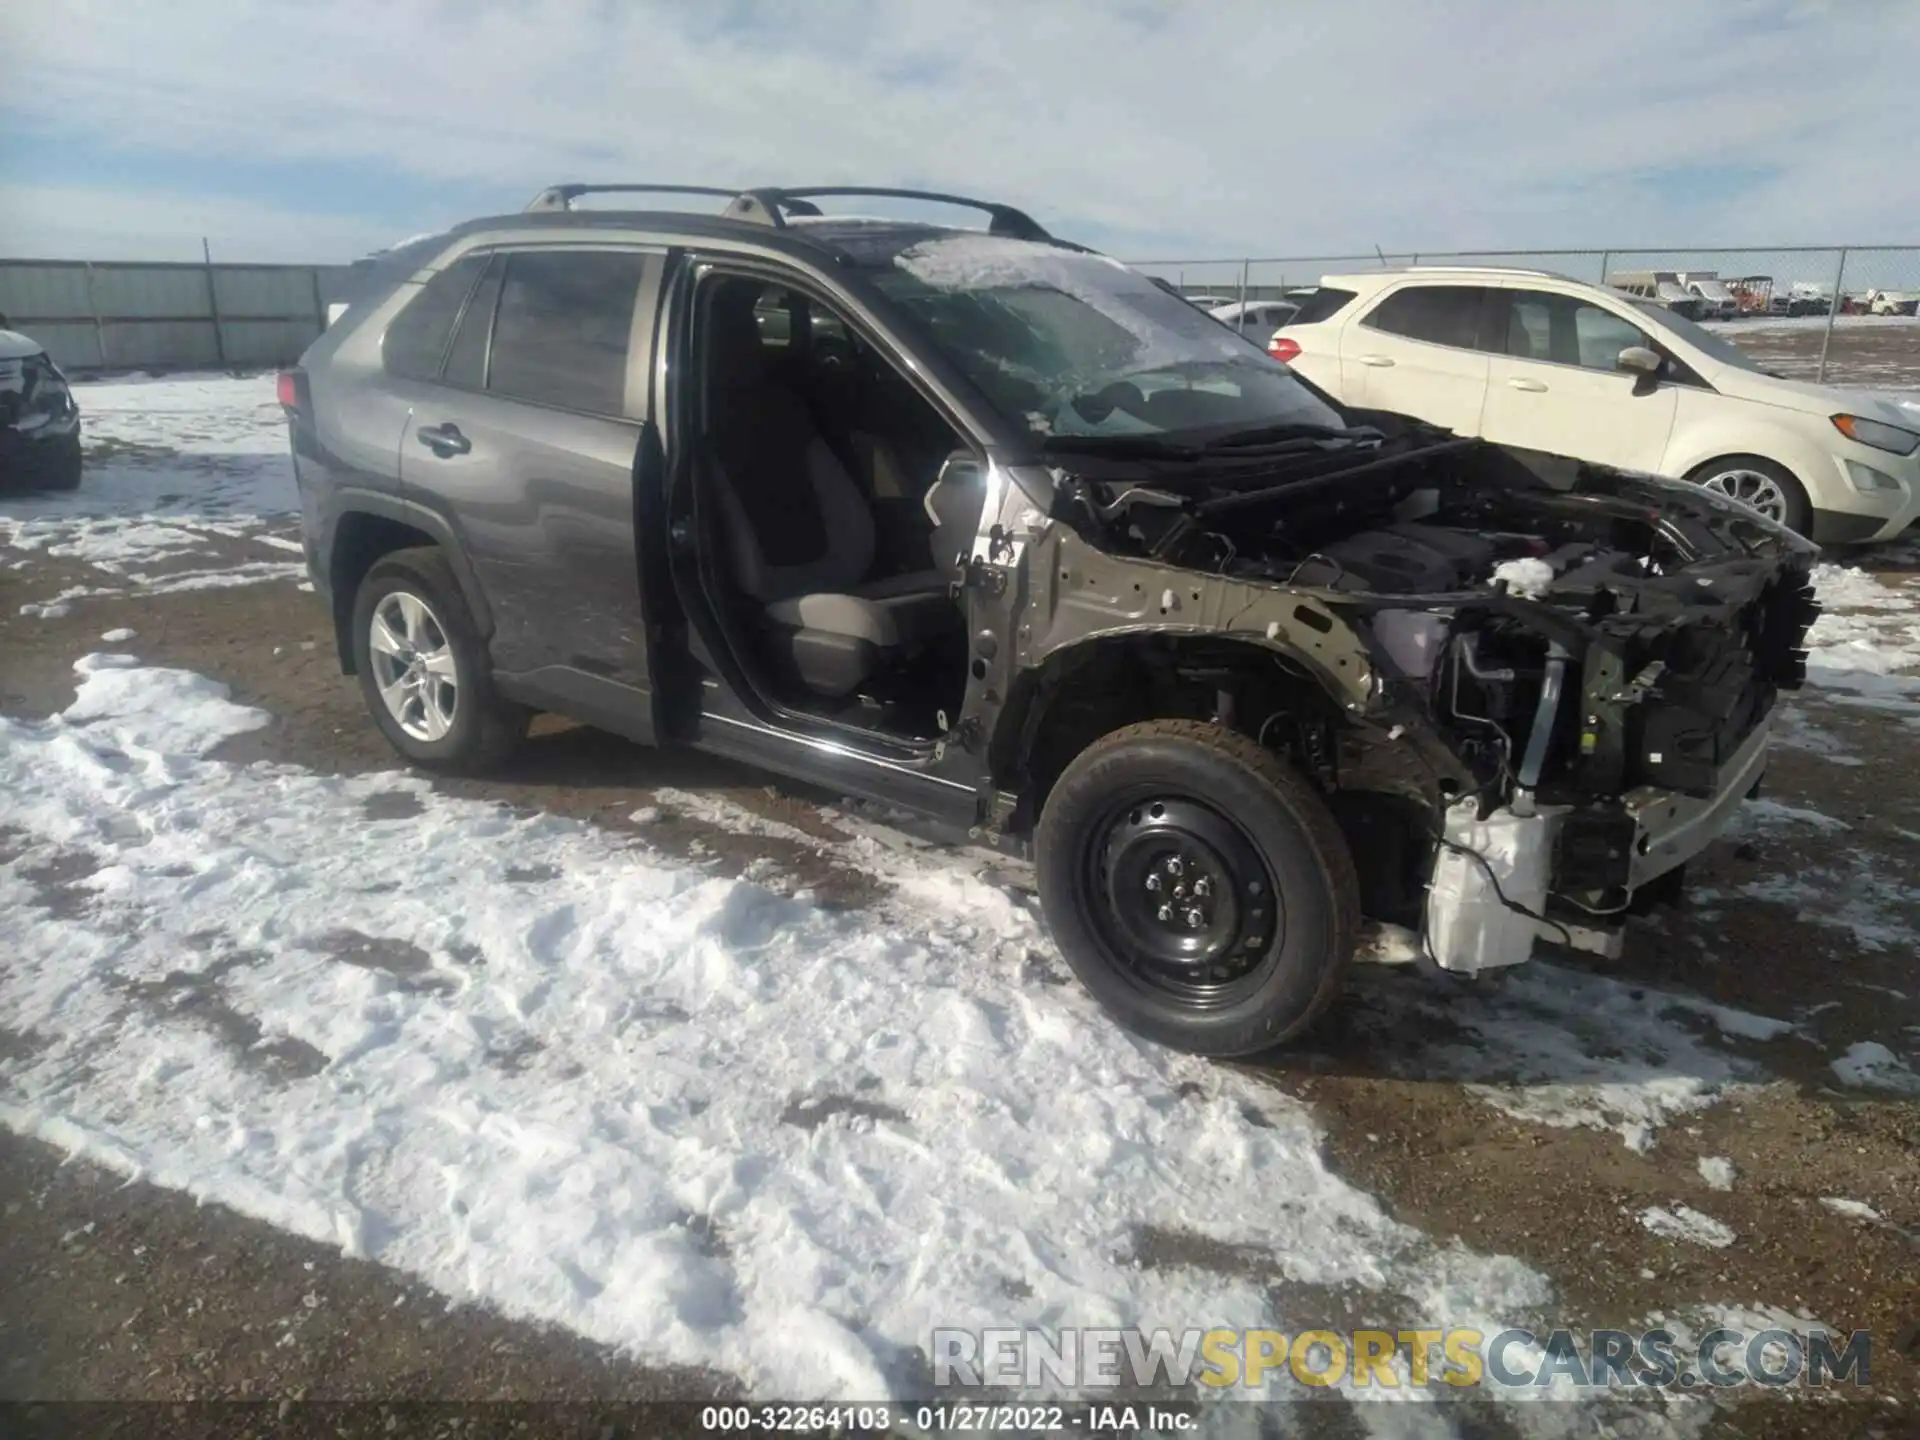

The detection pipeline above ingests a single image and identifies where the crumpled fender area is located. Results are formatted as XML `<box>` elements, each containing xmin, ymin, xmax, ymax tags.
<box><xmin>1019</xmin><ymin>528</ymin><xmax>1379</xmax><ymax>713</ymax></box>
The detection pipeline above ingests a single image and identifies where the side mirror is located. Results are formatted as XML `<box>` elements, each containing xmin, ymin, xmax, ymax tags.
<box><xmin>1618</xmin><ymin>345</ymin><xmax>1663</xmax><ymax>396</ymax></box>
<box><xmin>1617</xmin><ymin>346</ymin><xmax>1663</xmax><ymax>376</ymax></box>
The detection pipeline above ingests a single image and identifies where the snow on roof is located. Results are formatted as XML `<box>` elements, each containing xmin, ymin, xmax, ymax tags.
<box><xmin>893</xmin><ymin>231</ymin><xmax>1126</xmax><ymax>289</ymax></box>
<box><xmin>787</xmin><ymin>213</ymin><xmax>982</xmax><ymax>231</ymax></box>
<box><xmin>892</xmin><ymin>233</ymin><xmax>1247</xmax><ymax>386</ymax></box>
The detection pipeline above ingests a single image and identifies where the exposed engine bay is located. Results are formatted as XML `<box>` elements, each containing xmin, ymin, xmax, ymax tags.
<box><xmin>1046</xmin><ymin>429</ymin><xmax>1821</xmax><ymax>974</ymax></box>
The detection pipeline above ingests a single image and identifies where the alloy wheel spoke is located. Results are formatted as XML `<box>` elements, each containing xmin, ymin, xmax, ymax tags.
<box><xmin>418</xmin><ymin>687</ymin><xmax>452</xmax><ymax>740</ymax></box>
<box><xmin>399</xmin><ymin>593</ymin><xmax>431</xmax><ymax>649</ymax></box>
<box><xmin>369</xmin><ymin>612</ymin><xmax>408</xmax><ymax>658</ymax></box>
<box><xmin>419</xmin><ymin>648</ymin><xmax>458</xmax><ymax>679</ymax></box>
<box><xmin>377</xmin><ymin>673</ymin><xmax>413</xmax><ymax>720</ymax></box>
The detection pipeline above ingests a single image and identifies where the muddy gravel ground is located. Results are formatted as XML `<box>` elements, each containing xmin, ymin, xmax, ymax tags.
<box><xmin>3</xmin><ymin>350</ymin><xmax>1920</xmax><ymax>1436</ymax></box>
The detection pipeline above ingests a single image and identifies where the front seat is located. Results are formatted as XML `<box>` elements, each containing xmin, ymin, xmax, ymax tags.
<box><xmin>703</xmin><ymin>284</ymin><xmax>955</xmax><ymax>697</ymax></box>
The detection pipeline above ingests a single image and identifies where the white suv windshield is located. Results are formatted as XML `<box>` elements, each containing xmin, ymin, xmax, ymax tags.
<box><xmin>871</xmin><ymin>236</ymin><xmax>1344</xmax><ymax>441</ymax></box>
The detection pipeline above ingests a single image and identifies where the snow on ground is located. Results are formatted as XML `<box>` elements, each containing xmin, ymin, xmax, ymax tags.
<box><xmin>1769</xmin><ymin>700</ymin><xmax>1863</xmax><ymax>764</ymax></box>
<box><xmin>0</xmin><ymin>657</ymin><xmax>1569</xmax><ymax>1405</ymax></box>
<box><xmin>1638</xmin><ymin>1205</ymin><xmax>1736</xmax><ymax>1249</ymax></box>
<box><xmin>1361</xmin><ymin>963</ymin><xmax>1787</xmax><ymax>1153</ymax></box>
<box><xmin>0</xmin><ymin>374</ymin><xmax>302</xmax><ymax>615</ymax></box>
<box><xmin>1702</xmin><ymin>314</ymin><xmax>1920</xmax><ymax>335</ymax></box>
<box><xmin>1818</xmin><ymin>1197</ymin><xmax>1884</xmax><ymax>1223</ymax></box>
<box><xmin>1803</xmin><ymin>563</ymin><xmax>1920</xmax><ymax>705</ymax></box>
<box><xmin>1708</xmin><ymin>794</ymin><xmax>1920</xmax><ymax>963</ymax></box>
<box><xmin>1830</xmin><ymin>1041</ymin><xmax>1920</xmax><ymax>1096</ymax></box>
<box><xmin>0</xmin><ymin>657</ymin><xmax>1830</xmax><ymax>1432</ymax></box>
<box><xmin>1695</xmin><ymin>1157</ymin><xmax>1736</xmax><ymax>1192</ymax></box>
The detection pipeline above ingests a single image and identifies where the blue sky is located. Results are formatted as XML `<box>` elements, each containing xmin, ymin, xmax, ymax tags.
<box><xmin>1</xmin><ymin>0</ymin><xmax>1915</xmax><ymax>265</ymax></box>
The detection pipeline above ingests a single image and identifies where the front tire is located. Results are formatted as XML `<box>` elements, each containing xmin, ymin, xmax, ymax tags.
<box><xmin>40</xmin><ymin>433</ymin><xmax>82</xmax><ymax>491</ymax></box>
<box><xmin>351</xmin><ymin>547</ymin><xmax>528</xmax><ymax>773</ymax></box>
<box><xmin>1687</xmin><ymin>454</ymin><xmax>1811</xmax><ymax>535</ymax></box>
<box><xmin>1035</xmin><ymin>720</ymin><xmax>1361</xmax><ymax>1057</ymax></box>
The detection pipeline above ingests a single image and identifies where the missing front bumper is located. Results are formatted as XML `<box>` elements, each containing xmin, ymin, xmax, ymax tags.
<box><xmin>1422</xmin><ymin>717</ymin><xmax>1772</xmax><ymax>975</ymax></box>
<box><xmin>1623</xmin><ymin>715</ymin><xmax>1771</xmax><ymax>889</ymax></box>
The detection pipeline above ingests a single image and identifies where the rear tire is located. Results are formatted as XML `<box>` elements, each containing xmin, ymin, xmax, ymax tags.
<box><xmin>1035</xmin><ymin>720</ymin><xmax>1361</xmax><ymax>1057</ymax></box>
<box><xmin>351</xmin><ymin>547</ymin><xmax>528</xmax><ymax>773</ymax></box>
<box><xmin>1687</xmin><ymin>454</ymin><xmax>1811</xmax><ymax>535</ymax></box>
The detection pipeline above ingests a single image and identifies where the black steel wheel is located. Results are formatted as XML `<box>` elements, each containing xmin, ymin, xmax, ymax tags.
<box><xmin>1086</xmin><ymin>796</ymin><xmax>1280</xmax><ymax>1006</ymax></box>
<box><xmin>1036</xmin><ymin>720</ymin><xmax>1360</xmax><ymax>1056</ymax></box>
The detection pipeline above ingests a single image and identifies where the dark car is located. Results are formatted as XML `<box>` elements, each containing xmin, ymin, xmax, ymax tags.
<box><xmin>279</xmin><ymin>184</ymin><xmax>1818</xmax><ymax>1057</ymax></box>
<box><xmin>0</xmin><ymin>321</ymin><xmax>83</xmax><ymax>492</ymax></box>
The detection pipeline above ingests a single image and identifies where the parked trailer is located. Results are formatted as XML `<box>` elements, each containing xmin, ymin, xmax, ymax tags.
<box><xmin>1727</xmin><ymin>275</ymin><xmax>1777</xmax><ymax>315</ymax></box>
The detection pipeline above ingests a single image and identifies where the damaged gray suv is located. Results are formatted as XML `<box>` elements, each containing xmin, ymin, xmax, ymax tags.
<box><xmin>281</xmin><ymin>185</ymin><xmax>1819</xmax><ymax>1056</ymax></box>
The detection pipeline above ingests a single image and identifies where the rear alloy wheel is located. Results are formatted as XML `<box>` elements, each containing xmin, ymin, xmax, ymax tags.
<box><xmin>368</xmin><ymin>591</ymin><xmax>459</xmax><ymax>743</ymax></box>
<box><xmin>1688</xmin><ymin>455</ymin><xmax>1810</xmax><ymax>534</ymax></box>
<box><xmin>1036</xmin><ymin>720</ymin><xmax>1360</xmax><ymax>1056</ymax></box>
<box><xmin>351</xmin><ymin>547</ymin><xmax>528</xmax><ymax>773</ymax></box>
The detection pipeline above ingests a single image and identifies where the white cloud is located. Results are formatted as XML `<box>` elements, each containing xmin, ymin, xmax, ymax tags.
<box><xmin>4</xmin><ymin>0</ymin><xmax>1917</xmax><ymax>263</ymax></box>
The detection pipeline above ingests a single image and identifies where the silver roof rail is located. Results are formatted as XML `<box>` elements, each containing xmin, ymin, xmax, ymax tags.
<box><xmin>523</xmin><ymin>183</ymin><xmax>742</xmax><ymax>213</ymax></box>
<box><xmin>523</xmin><ymin>183</ymin><xmax>1052</xmax><ymax>241</ymax></box>
<box><xmin>736</xmin><ymin>187</ymin><xmax>1050</xmax><ymax>240</ymax></box>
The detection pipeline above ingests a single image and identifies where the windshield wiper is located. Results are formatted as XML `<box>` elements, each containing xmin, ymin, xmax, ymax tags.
<box><xmin>1040</xmin><ymin>421</ymin><xmax>1380</xmax><ymax>460</ymax></box>
<box><xmin>1040</xmin><ymin>432</ymin><xmax>1206</xmax><ymax>457</ymax></box>
<box><xmin>1198</xmin><ymin>420</ymin><xmax>1383</xmax><ymax>451</ymax></box>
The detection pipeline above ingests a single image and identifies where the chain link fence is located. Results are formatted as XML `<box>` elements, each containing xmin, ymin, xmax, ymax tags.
<box><xmin>1128</xmin><ymin>246</ymin><xmax>1920</xmax><ymax>389</ymax></box>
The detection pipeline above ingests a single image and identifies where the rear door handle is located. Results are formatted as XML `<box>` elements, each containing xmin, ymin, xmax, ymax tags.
<box><xmin>416</xmin><ymin>422</ymin><xmax>471</xmax><ymax>457</ymax></box>
<box><xmin>1357</xmin><ymin>354</ymin><xmax>1396</xmax><ymax>367</ymax></box>
<box><xmin>1506</xmin><ymin>377</ymin><xmax>1548</xmax><ymax>392</ymax></box>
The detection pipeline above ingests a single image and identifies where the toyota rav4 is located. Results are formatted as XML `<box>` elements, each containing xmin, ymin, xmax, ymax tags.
<box><xmin>281</xmin><ymin>185</ymin><xmax>1819</xmax><ymax>1056</ymax></box>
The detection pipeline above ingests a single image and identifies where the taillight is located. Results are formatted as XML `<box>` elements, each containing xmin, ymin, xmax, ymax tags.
<box><xmin>276</xmin><ymin>370</ymin><xmax>300</xmax><ymax>409</ymax></box>
<box><xmin>1268</xmin><ymin>335</ymin><xmax>1301</xmax><ymax>364</ymax></box>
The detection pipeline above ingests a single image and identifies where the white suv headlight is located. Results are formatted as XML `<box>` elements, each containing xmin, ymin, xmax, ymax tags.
<box><xmin>1832</xmin><ymin>413</ymin><xmax>1920</xmax><ymax>456</ymax></box>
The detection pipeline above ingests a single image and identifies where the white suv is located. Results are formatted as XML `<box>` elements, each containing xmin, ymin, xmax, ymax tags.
<box><xmin>1269</xmin><ymin>267</ymin><xmax>1920</xmax><ymax>543</ymax></box>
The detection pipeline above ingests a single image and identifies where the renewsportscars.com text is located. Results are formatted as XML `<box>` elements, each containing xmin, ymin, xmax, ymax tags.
<box><xmin>931</xmin><ymin>1325</ymin><xmax>1873</xmax><ymax>1392</ymax></box>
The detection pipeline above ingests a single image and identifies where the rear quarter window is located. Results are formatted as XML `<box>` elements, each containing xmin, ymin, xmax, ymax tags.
<box><xmin>442</xmin><ymin>256</ymin><xmax>506</xmax><ymax>390</ymax></box>
<box><xmin>1288</xmin><ymin>287</ymin><xmax>1358</xmax><ymax>326</ymax></box>
<box><xmin>1359</xmin><ymin>285</ymin><xmax>1488</xmax><ymax>349</ymax></box>
<box><xmin>382</xmin><ymin>253</ymin><xmax>488</xmax><ymax>381</ymax></box>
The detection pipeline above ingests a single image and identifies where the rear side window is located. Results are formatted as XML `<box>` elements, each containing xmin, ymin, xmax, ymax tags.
<box><xmin>1288</xmin><ymin>287</ymin><xmax>1358</xmax><ymax>326</ymax></box>
<box><xmin>487</xmin><ymin>250</ymin><xmax>645</xmax><ymax>416</ymax></box>
<box><xmin>1361</xmin><ymin>285</ymin><xmax>1488</xmax><ymax>350</ymax></box>
<box><xmin>442</xmin><ymin>255</ymin><xmax>506</xmax><ymax>390</ymax></box>
<box><xmin>383</xmin><ymin>254</ymin><xmax>487</xmax><ymax>380</ymax></box>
